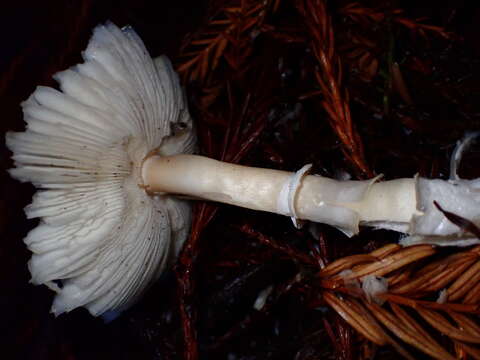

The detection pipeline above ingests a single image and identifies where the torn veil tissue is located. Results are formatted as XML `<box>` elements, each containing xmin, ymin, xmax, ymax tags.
<box><xmin>361</xmin><ymin>275</ymin><xmax>388</xmax><ymax>305</ymax></box>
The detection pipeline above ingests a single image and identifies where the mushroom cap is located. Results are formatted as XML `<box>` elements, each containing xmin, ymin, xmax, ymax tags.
<box><xmin>6</xmin><ymin>22</ymin><xmax>195</xmax><ymax>316</ymax></box>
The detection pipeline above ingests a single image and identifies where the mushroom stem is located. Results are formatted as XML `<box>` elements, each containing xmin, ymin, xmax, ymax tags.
<box><xmin>143</xmin><ymin>154</ymin><xmax>418</xmax><ymax>235</ymax></box>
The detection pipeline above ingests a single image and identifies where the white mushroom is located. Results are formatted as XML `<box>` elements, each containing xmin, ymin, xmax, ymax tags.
<box><xmin>7</xmin><ymin>22</ymin><xmax>480</xmax><ymax>316</ymax></box>
<box><xmin>6</xmin><ymin>23</ymin><xmax>194</xmax><ymax>316</ymax></box>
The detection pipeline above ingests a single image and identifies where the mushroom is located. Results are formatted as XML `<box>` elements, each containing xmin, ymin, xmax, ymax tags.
<box><xmin>7</xmin><ymin>22</ymin><xmax>480</xmax><ymax>316</ymax></box>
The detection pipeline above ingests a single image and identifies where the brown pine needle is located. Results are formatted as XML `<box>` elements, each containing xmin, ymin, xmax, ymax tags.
<box><xmin>392</xmin><ymin>256</ymin><xmax>477</xmax><ymax>296</ymax></box>
<box><xmin>417</xmin><ymin>308</ymin><xmax>480</xmax><ymax>344</ymax></box>
<box><xmin>349</xmin><ymin>298</ymin><xmax>415</xmax><ymax>360</ymax></box>
<box><xmin>390</xmin><ymin>303</ymin><xmax>455</xmax><ymax>360</ymax></box>
<box><xmin>391</xmin><ymin>63</ymin><xmax>414</xmax><ymax>106</ymax></box>
<box><xmin>383</xmin><ymin>294</ymin><xmax>479</xmax><ymax>313</ymax></box>
<box><xmin>323</xmin><ymin>292</ymin><xmax>388</xmax><ymax>345</ymax></box>
<box><xmin>415</xmin><ymin>252</ymin><xmax>477</xmax><ymax>278</ymax></box>
<box><xmin>456</xmin><ymin>342</ymin><xmax>480</xmax><ymax>360</ymax></box>
<box><xmin>448</xmin><ymin>261</ymin><xmax>480</xmax><ymax>301</ymax></box>
<box><xmin>365</xmin><ymin>302</ymin><xmax>456</xmax><ymax>360</ymax></box>
<box><xmin>386</xmin><ymin>268</ymin><xmax>413</xmax><ymax>288</ymax></box>
<box><xmin>448</xmin><ymin>312</ymin><xmax>480</xmax><ymax>338</ymax></box>
<box><xmin>369</xmin><ymin>243</ymin><xmax>402</xmax><ymax>258</ymax></box>
<box><xmin>339</xmin><ymin>245</ymin><xmax>435</xmax><ymax>281</ymax></box>
<box><xmin>319</xmin><ymin>254</ymin><xmax>377</xmax><ymax>277</ymax></box>
<box><xmin>239</xmin><ymin>224</ymin><xmax>317</xmax><ymax>266</ymax></box>
<box><xmin>463</xmin><ymin>284</ymin><xmax>480</xmax><ymax>305</ymax></box>
<box><xmin>434</xmin><ymin>201</ymin><xmax>480</xmax><ymax>239</ymax></box>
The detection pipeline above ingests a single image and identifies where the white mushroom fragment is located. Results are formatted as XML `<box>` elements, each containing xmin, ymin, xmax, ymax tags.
<box><xmin>7</xmin><ymin>22</ymin><xmax>480</xmax><ymax>316</ymax></box>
